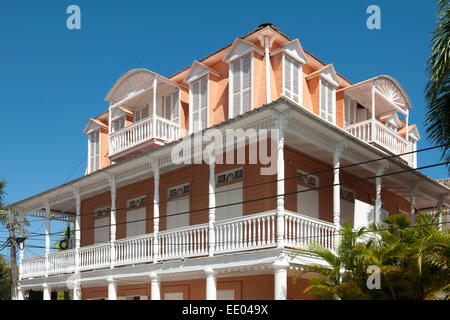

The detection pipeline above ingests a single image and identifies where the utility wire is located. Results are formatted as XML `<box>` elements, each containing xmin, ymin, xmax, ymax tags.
<box><xmin>25</xmin><ymin>160</ymin><xmax>449</xmax><ymax>239</ymax></box>
<box><xmin>22</xmin><ymin>143</ymin><xmax>449</xmax><ymax>224</ymax></box>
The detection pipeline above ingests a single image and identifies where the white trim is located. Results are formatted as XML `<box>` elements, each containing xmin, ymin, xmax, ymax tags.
<box><xmin>270</xmin><ymin>39</ymin><xmax>307</xmax><ymax>64</ymax></box>
<box><xmin>223</xmin><ymin>38</ymin><xmax>263</xmax><ymax>63</ymax></box>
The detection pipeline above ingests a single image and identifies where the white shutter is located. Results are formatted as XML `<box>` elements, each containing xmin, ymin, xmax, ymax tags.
<box><xmin>89</xmin><ymin>131</ymin><xmax>99</xmax><ymax>173</ymax></box>
<box><xmin>340</xmin><ymin>199</ymin><xmax>355</xmax><ymax>228</ymax></box>
<box><xmin>94</xmin><ymin>217</ymin><xmax>109</xmax><ymax>244</ymax></box>
<box><xmin>320</xmin><ymin>79</ymin><xmax>326</xmax><ymax>119</ymax></box>
<box><xmin>126</xmin><ymin>208</ymin><xmax>146</xmax><ymax>237</ymax></box>
<box><xmin>232</xmin><ymin>60</ymin><xmax>241</xmax><ymax>118</ymax></box>
<box><xmin>215</xmin><ymin>182</ymin><xmax>243</xmax><ymax>221</ymax></box>
<box><xmin>166</xmin><ymin>196</ymin><xmax>189</xmax><ymax>230</ymax></box>
<box><xmin>242</xmin><ymin>54</ymin><xmax>251</xmax><ymax>113</ymax></box>
<box><xmin>327</xmin><ymin>82</ymin><xmax>333</xmax><ymax>123</ymax></box>
<box><xmin>292</xmin><ymin>60</ymin><xmax>300</xmax><ymax>103</ymax></box>
<box><xmin>192</xmin><ymin>80</ymin><xmax>200</xmax><ymax>132</ymax></box>
<box><xmin>297</xmin><ymin>184</ymin><xmax>319</xmax><ymax>219</ymax></box>
<box><xmin>200</xmin><ymin>76</ymin><xmax>208</xmax><ymax>130</ymax></box>
<box><xmin>284</xmin><ymin>54</ymin><xmax>292</xmax><ymax>98</ymax></box>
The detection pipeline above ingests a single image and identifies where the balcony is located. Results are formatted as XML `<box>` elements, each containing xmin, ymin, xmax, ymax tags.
<box><xmin>345</xmin><ymin>119</ymin><xmax>409</xmax><ymax>162</ymax></box>
<box><xmin>109</xmin><ymin>115</ymin><xmax>179</xmax><ymax>156</ymax></box>
<box><xmin>20</xmin><ymin>210</ymin><xmax>336</xmax><ymax>279</ymax></box>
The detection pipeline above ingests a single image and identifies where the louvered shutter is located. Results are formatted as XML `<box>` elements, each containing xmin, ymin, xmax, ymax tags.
<box><xmin>200</xmin><ymin>76</ymin><xmax>208</xmax><ymax>129</ymax></box>
<box><xmin>292</xmin><ymin>60</ymin><xmax>300</xmax><ymax>103</ymax></box>
<box><xmin>284</xmin><ymin>54</ymin><xmax>292</xmax><ymax>98</ymax></box>
<box><xmin>192</xmin><ymin>80</ymin><xmax>200</xmax><ymax>132</ymax></box>
<box><xmin>242</xmin><ymin>54</ymin><xmax>251</xmax><ymax>113</ymax></box>
<box><xmin>232</xmin><ymin>60</ymin><xmax>241</xmax><ymax>118</ymax></box>
<box><xmin>327</xmin><ymin>82</ymin><xmax>334</xmax><ymax>122</ymax></box>
<box><xmin>320</xmin><ymin>79</ymin><xmax>327</xmax><ymax>119</ymax></box>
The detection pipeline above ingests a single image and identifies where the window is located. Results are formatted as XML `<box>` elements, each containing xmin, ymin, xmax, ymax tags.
<box><xmin>283</xmin><ymin>54</ymin><xmax>302</xmax><ymax>104</ymax></box>
<box><xmin>190</xmin><ymin>76</ymin><xmax>208</xmax><ymax>132</ymax></box>
<box><xmin>297</xmin><ymin>170</ymin><xmax>319</xmax><ymax>219</ymax></box>
<box><xmin>320</xmin><ymin>79</ymin><xmax>335</xmax><ymax>124</ymax></box>
<box><xmin>230</xmin><ymin>53</ymin><xmax>252</xmax><ymax>118</ymax></box>
<box><xmin>164</xmin><ymin>292</ymin><xmax>183</xmax><ymax>300</ymax></box>
<box><xmin>344</xmin><ymin>96</ymin><xmax>356</xmax><ymax>126</ymax></box>
<box><xmin>134</xmin><ymin>106</ymin><xmax>148</xmax><ymax>123</ymax></box>
<box><xmin>94</xmin><ymin>216</ymin><xmax>109</xmax><ymax>244</ymax></box>
<box><xmin>166</xmin><ymin>184</ymin><xmax>190</xmax><ymax>230</ymax></box>
<box><xmin>165</xmin><ymin>91</ymin><xmax>179</xmax><ymax>123</ymax></box>
<box><xmin>126</xmin><ymin>196</ymin><xmax>147</xmax><ymax>237</ymax></box>
<box><xmin>112</xmin><ymin>116</ymin><xmax>125</xmax><ymax>132</ymax></box>
<box><xmin>215</xmin><ymin>169</ymin><xmax>243</xmax><ymax>221</ymax></box>
<box><xmin>217</xmin><ymin>289</ymin><xmax>235</xmax><ymax>300</ymax></box>
<box><xmin>340</xmin><ymin>188</ymin><xmax>355</xmax><ymax>228</ymax></box>
<box><xmin>88</xmin><ymin>130</ymin><xmax>100</xmax><ymax>173</ymax></box>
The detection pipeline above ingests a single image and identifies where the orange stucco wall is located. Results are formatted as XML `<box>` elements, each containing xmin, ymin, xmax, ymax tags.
<box><xmin>81</xmin><ymin>274</ymin><xmax>312</xmax><ymax>300</ymax></box>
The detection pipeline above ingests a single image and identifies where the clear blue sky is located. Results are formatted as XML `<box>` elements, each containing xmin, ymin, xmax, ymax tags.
<box><xmin>0</xmin><ymin>0</ymin><xmax>448</xmax><ymax>257</ymax></box>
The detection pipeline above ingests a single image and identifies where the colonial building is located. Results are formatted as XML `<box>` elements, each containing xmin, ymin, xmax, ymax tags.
<box><xmin>11</xmin><ymin>23</ymin><xmax>449</xmax><ymax>300</ymax></box>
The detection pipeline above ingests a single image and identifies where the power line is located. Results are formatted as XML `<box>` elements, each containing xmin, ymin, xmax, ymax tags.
<box><xmin>22</xmin><ymin>143</ymin><xmax>449</xmax><ymax>224</ymax></box>
<box><xmin>26</xmin><ymin>160</ymin><xmax>449</xmax><ymax>239</ymax></box>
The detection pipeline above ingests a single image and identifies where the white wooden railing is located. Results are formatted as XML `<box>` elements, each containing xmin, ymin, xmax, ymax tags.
<box><xmin>79</xmin><ymin>243</ymin><xmax>110</xmax><ymax>271</ymax></box>
<box><xmin>21</xmin><ymin>256</ymin><xmax>46</xmax><ymax>278</ymax></box>
<box><xmin>109</xmin><ymin>116</ymin><xmax>179</xmax><ymax>156</ymax></box>
<box><xmin>115</xmin><ymin>234</ymin><xmax>153</xmax><ymax>266</ymax></box>
<box><xmin>159</xmin><ymin>224</ymin><xmax>209</xmax><ymax>260</ymax></box>
<box><xmin>215</xmin><ymin>211</ymin><xmax>277</xmax><ymax>253</ymax></box>
<box><xmin>345</xmin><ymin>119</ymin><xmax>409</xmax><ymax>163</ymax></box>
<box><xmin>48</xmin><ymin>249</ymin><xmax>75</xmax><ymax>275</ymax></box>
<box><xmin>284</xmin><ymin>211</ymin><xmax>336</xmax><ymax>251</ymax></box>
<box><xmin>20</xmin><ymin>211</ymin><xmax>338</xmax><ymax>279</ymax></box>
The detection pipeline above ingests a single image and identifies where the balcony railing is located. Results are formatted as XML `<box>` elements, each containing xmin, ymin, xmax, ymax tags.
<box><xmin>345</xmin><ymin>119</ymin><xmax>409</xmax><ymax>163</ymax></box>
<box><xmin>20</xmin><ymin>211</ymin><xmax>337</xmax><ymax>279</ymax></box>
<box><xmin>109</xmin><ymin>115</ymin><xmax>179</xmax><ymax>156</ymax></box>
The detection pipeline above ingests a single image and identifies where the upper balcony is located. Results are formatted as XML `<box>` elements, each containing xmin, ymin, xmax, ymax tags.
<box><xmin>338</xmin><ymin>76</ymin><xmax>418</xmax><ymax>167</ymax></box>
<box><xmin>105</xmin><ymin>69</ymin><xmax>181</xmax><ymax>160</ymax></box>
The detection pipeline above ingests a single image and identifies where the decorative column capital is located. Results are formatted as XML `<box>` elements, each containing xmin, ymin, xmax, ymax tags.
<box><xmin>271</xmin><ymin>109</ymin><xmax>293</xmax><ymax>134</ymax></box>
<box><xmin>334</xmin><ymin>140</ymin><xmax>348</xmax><ymax>160</ymax></box>
<box><xmin>272</xmin><ymin>260</ymin><xmax>289</xmax><ymax>271</ymax></box>
<box><xmin>204</xmin><ymin>267</ymin><xmax>215</xmax><ymax>276</ymax></box>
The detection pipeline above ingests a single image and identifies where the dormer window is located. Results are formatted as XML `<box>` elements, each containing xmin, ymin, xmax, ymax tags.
<box><xmin>230</xmin><ymin>53</ymin><xmax>252</xmax><ymax>118</ymax></box>
<box><xmin>320</xmin><ymin>78</ymin><xmax>336</xmax><ymax>124</ymax></box>
<box><xmin>88</xmin><ymin>130</ymin><xmax>100</xmax><ymax>173</ymax></box>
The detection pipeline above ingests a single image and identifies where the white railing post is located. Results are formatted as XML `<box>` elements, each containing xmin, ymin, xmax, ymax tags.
<box><xmin>106</xmin><ymin>173</ymin><xmax>117</xmax><ymax>269</ymax></box>
<box><xmin>107</xmin><ymin>277</ymin><xmax>117</xmax><ymax>300</ymax></box>
<box><xmin>151</xmin><ymin>160</ymin><xmax>160</xmax><ymax>264</ymax></box>
<box><xmin>371</xmin><ymin>80</ymin><xmax>376</xmax><ymax>143</ymax></box>
<box><xmin>333</xmin><ymin>142</ymin><xmax>346</xmax><ymax>229</ymax></box>
<box><xmin>152</xmin><ymin>78</ymin><xmax>157</xmax><ymax>138</ymax></box>
<box><xmin>44</xmin><ymin>200</ymin><xmax>51</xmax><ymax>278</ymax></box>
<box><xmin>208</xmin><ymin>157</ymin><xmax>216</xmax><ymax>257</ymax></box>
<box><xmin>72</xmin><ymin>187</ymin><xmax>81</xmax><ymax>300</ymax></box>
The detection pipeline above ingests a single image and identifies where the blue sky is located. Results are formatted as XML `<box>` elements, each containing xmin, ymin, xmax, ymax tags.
<box><xmin>0</xmin><ymin>0</ymin><xmax>448</xmax><ymax>257</ymax></box>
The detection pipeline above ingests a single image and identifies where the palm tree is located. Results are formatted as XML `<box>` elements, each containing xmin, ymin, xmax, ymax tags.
<box><xmin>294</xmin><ymin>213</ymin><xmax>450</xmax><ymax>300</ymax></box>
<box><xmin>425</xmin><ymin>0</ymin><xmax>450</xmax><ymax>170</ymax></box>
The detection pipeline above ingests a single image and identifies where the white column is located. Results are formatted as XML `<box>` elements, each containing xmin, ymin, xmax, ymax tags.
<box><xmin>18</xmin><ymin>211</ymin><xmax>25</xmax><ymax>281</ymax></box>
<box><xmin>43</xmin><ymin>283</ymin><xmax>51</xmax><ymax>300</ymax></box>
<box><xmin>333</xmin><ymin>150</ymin><xmax>341</xmax><ymax>228</ymax></box>
<box><xmin>371</xmin><ymin>81</ymin><xmax>376</xmax><ymax>142</ymax></box>
<box><xmin>44</xmin><ymin>200</ymin><xmax>51</xmax><ymax>277</ymax></box>
<box><xmin>152</xmin><ymin>160</ymin><xmax>160</xmax><ymax>264</ymax></box>
<box><xmin>410</xmin><ymin>183</ymin><xmax>419</xmax><ymax>224</ymax></box>
<box><xmin>106</xmin><ymin>174</ymin><xmax>117</xmax><ymax>269</ymax></box>
<box><xmin>273</xmin><ymin>260</ymin><xmax>289</xmax><ymax>300</ymax></box>
<box><xmin>72</xmin><ymin>281</ymin><xmax>82</xmax><ymax>301</ymax></box>
<box><xmin>17</xmin><ymin>287</ymin><xmax>24</xmax><ymax>300</ymax></box>
<box><xmin>205</xmin><ymin>268</ymin><xmax>216</xmax><ymax>300</ymax></box>
<box><xmin>264</xmin><ymin>36</ymin><xmax>271</xmax><ymax>104</ymax></box>
<box><xmin>150</xmin><ymin>272</ymin><xmax>160</xmax><ymax>300</ymax></box>
<box><xmin>107</xmin><ymin>278</ymin><xmax>117</xmax><ymax>300</ymax></box>
<box><xmin>152</xmin><ymin>77</ymin><xmax>157</xmax><ymax>136</ymax></box>
<box><xmin>375</xmin><ymin>177</ymin><xmax>382</xmax><ymax>224</ymax></box>
<box><xmin>208</xmin><ymin>158</ymin><xmax>216</xmax><ymax>256</ymax></box>
<box><xmin>437</xmin><ymin>194</ymin><xmax>445</xmax><ymax>231</ymax></box>
<box><xmin>73</xmin><ymin>188</ymin><xmax>81</xmax><ymax>274</ymax></box>
<box><xmin>276</xmin><ymin>117</ymin><xmax>286</xmax><ymax>248</ymax></box>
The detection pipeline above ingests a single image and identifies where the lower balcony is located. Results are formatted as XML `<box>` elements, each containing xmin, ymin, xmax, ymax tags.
<box><xmin>20</xmin><ymin>210</ymin><xmax>336</xmax><ymax>279</ymax></box>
